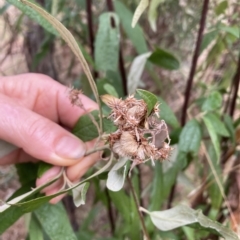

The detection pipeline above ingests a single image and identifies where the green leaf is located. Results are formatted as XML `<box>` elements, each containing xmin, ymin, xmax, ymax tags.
<box><xmin>141</xmin><ymin>205</ymin><xmax>238</xmax><ymax>239</ymax></box>
<box><xmin>146</xmin><ymin>162</ymin><xmax>164</xmax><ymax>232</ymax></box>
<box><xmin>220</xmin><ymin>24</ymin><xmax>240</xmax><ymax>38</ymax></box>
<box><xmin>132</xmin><ymin>0</ymin><xmax>149</xmax><ymax>28</ymax></box>
<box><xmin>215</xmin><ymin>1</ymin><xmax>228</xmax><ymax>16</ymax></box>
<box><xmin>128</xmin><ymin>52</ymin><xmax>152</xmax><ymax>94</ymax></box>
<box><xmin>200</xmin><ymin>30</ymin><xmax>218</xmax><ymax>54</ymax></box>
<box><xmin>179</xmin><ymin>119</ymin><xmax>202</xmax><ymax>154</ymax></box>
<box><xmin>204</xmin><ymin>113</ymin><xmax>229</xmax><ymax>137</ymax></box>
<box><xmin>148</xmin><ymin>48</ymin><xmax>180</xmax><ymax>70</ymax></box>
<box><xmin>109</xmin><ymin>190</ymin><xmax>131</xmax><ymax>223</ymax></box>
<box><xmin>207</xmin><ymin>144</ymin><xmax>223</xmax><ymax>210</ymax></box>
<box><xmin>16</xmin><ymin>162</ymin><xmax>38</xmax><ymax>185</ymax></box>
<box><xmin>163</xmin><ymin>151</ymin><xmax>188</xmax><ymax>199</ymax></box>
<box><xmin>103</xmin><ymin>83</ymin><xmax>119</xmax><ymax>97</ymax></box>
<box><xmin>34</xmin><ymin>203</ymin><xmax>77</xmax><ymax>240</ymax></box>
<box><xmin>6</xmin><ymin>0</ymin><xmax>58</xmax><ymax>35</ymax></box>
<box><xmin>37</xmin><ymin>162</ymin><xmax>52</xmax><ymax>178</ymax></box>
<box><xmin>73</xmin><ymin>111</ymin><xmax>99</xmax><ymax>141</ymax></box>
<box><xmin>95</xmin><ymin>13</ymin><xmax>120</xmax><ymax>72</ymax></box>
<box><xmin>136</xmin><ymin>89</ymin><xmax>158</xmax><ymax>115</ymax></box>
<box><xmin>0</xmin><ymin>171</ymin><xmax>61</xmax><ymax>234</ymax></box>
<box><xmin>202</xmin><ymin>91</ymin><xmax>222</xmax><ymax>112</ymax></box>
<box><xmin>29</xmin><ymin>214</ymin><xmax>44</xmax><ymax>240</ymax></box>
<box><xmin>106</xmin><ymin>157</ymin><xmax>128</xmax><ymax>192</ymax></box>
<box><xmin>114</xmin><ymin>0</ymin><xmax>148</xmax><ymax>54</ymax></box>
<box><xmin>203</xmin><ymin>115</ymin><xmax>220</xmax><ymax>161</ymax></box>
<box><xmin>148</xmin><ymin>0</ymin><xmax>165</xmax><ymax>32</ymax></box>
<box><xmin>0</xmin><ymin>158</ymin><xmax>114</xmax><ymax>234</ymax></box>
<box><xmin>72</xmin><ymin>182</ymin><xmax>89</xmax><ymax>207</ymax></box>
<box><xmin>73</xmin><ymin>110</ymin><xmax>116</xmax><ymax>142</ymax></box>
<box><xmin>224</xmin><ymin>114</ymin><xmax>236</xmax><ymax>143</ymax></box>
<box><xmin>158</xmin><ymin>97</ymin><xmax>180</xmax><ymax>128</ymax></box>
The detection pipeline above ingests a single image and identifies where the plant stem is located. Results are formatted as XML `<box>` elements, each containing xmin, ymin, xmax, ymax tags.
<box><xmin>181</xmin><ymin>0</ymin><xmax>209</xmax><ymax>126</ymax></box>
<box><xmin>106</xmin><ymin>0</ymin><xmax>128</xmax><ymax>95</ymax></box>
<box><xmin>105</xmin><ymin>187</ymin><xmax>115</xmax><ymax>235</ymax></box>
<box><xmin>84</xmin><ymin>145</ymin><xmax>109</xmax><ymax>156</ymax></box>
<box><xmin>86</xmin><ymin>0</ymin><xmax>98</xmax><ymax>79</ymax></box>
<box><xmin>127</xmin><ymin>175</ymin><xmax>150</xmax><ymax>240</ymax></box>
<box><xmin>229</xmin><ymin>53</ymin><xmax>240</xmax><ymax>117</ymax></box>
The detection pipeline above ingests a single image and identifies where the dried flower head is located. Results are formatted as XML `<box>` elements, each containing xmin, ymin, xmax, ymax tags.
<box><xmin>68</xmin><ymin>87</ymin><xmax>83</xmax><ymax>107</ymax></box>
<box><xmin>104</xmin><ymin>94</ymin><xmax>172</xmax><ymax>169</ymax></box>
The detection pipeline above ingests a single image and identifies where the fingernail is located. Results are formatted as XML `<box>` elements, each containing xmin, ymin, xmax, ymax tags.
<box><xmin>54</xmin><ymin>136</ymin><xmax>86</xmax><ymax>160</ymax></box>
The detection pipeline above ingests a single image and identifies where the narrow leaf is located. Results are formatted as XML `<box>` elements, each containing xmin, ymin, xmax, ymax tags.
<box><xmin>6</xmin><ymin>0</ymin><xmax>58</xmax><ymax>35</ymax></box>
<box><xmin>148</xmin><ymin>0</ymin><xmax>165</xmax><ymax>32</ymax></box>
<box><xmin>72</xmin><ymin>182</ymin><xmax>89</xmax><ymax>207</ymax></box>
<box><xmin>203</xmin><ymin>115</ymin><xmax>220</xmax><ymax>161</ymax></box>
<box><xmin>148</xmin><ymin>48</ymin><xmax>180</xmax><ymax>70</ymax></box>
<box><xmin>114</xmin><ymin>0</ymin><xmax>148</xmax><ymax>54</ymax></box>
<box><xmin>132</xmin><ymin>0</ymin><xmax>149</xmax><ymax>28</ymax></box>
<box><xmin>0</xmin><ymin>158</ymin><xmax>114</xmax><ymax>234</ymax></box>
<box><xmin>207</xmin><ymin>144</ymin><xmax>223</xmax><ymax>209</ymax></box>
<box><xmin>0</xmin><ymin>170</ymin><xmax>62</xmax><ymax>234</ymax></box>
<box><xmin>20</xmin><ymin>0</ymin><xmax>102</xmax><ymax>131</ymax></box>
<box><xmin>95</xmin><ymin>13</ymin><xmax>120</xmax><ymax>72</ymax></box>
<box><xmin>223</xmin><ymin>114</ymin><xmax>236</xmax><ymax>143</ymax></box>
<box><xmin>128</xmin><ymin>52</ymin><xmax>152</xmax><ymax>94</ymax></box>
<box><xmin>136</xmin><ymin>89</ymin><xmax>158</xmax><ymax>115</ymax></box>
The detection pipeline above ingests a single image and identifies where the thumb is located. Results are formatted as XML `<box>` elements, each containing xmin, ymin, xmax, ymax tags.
<box><xmin>0</xmin><ymin>95</ymin><xmax>86</xmax><ymax>166</ymax></box>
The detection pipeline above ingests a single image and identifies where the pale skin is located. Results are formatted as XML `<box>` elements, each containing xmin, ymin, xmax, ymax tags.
<box><xmin>0</xmin><ymin>73</ymin><xmax>99</xmax><ymax>203</ymax></box>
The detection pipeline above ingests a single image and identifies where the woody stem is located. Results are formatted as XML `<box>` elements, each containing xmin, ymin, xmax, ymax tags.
<box><xmin>127</xmin><ymin>175</ymin><xmax>150</xmax><ymax>240</ymax></box>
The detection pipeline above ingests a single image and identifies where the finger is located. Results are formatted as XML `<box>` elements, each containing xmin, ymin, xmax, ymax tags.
<box><xmin>40</xmin><ymin>178</ymin><xmax>63</xmax><ymax>193</ymax></box>
<box><xmin>0</xmin><ymin>74</ymin><xmax>98</xmax><ymax>128</ymax></box>
<box><xmin>49</xmin><ymin>194</ymin><xmax>66</xmax><ymax>204</ymax></box>
<box><xmin>36</xmin><ymin>166</ymin><xmax>62</xmax><ymax>186</ymax></box>
<box><xmin>66</xmin><ymin>150</ymin><xmax>101</xmax><ymax>182</ymax></box>
<box><xmin>0</xmin><ymin>94</ymin><xmax>87</xmax><ymax>166</ymax></box>
<box><xmin>0</xmin><ymin>149</ymin><xmax>36</xmax><ymax>165</ymax></box>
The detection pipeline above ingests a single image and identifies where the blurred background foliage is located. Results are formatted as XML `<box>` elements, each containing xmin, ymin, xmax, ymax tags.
<box><xmin>0</xmin><ymin>0</ymin><xmax>240</xmax><ymax>239</ymax></box>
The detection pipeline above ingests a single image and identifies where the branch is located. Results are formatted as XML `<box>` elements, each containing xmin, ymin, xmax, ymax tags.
<box><xmin>181</xmin><ymin>0</ymin><xmax>210</xmax><ymax>126</ymax></box>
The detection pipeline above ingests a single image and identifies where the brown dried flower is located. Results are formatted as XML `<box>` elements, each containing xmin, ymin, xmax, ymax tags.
<box><xmin>103</xmin><ymin>94</ymin><xmax>172</xmax><ymax>168</ymax></box>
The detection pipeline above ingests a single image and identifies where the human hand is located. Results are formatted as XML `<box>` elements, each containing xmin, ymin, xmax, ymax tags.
<box><xmin>0</xmin><ymin>73</ymin><xmax>99</xmax><ymax>203</ymax></box>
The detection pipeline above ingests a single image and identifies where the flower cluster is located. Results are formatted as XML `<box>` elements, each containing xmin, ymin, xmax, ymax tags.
<box><xmin>101</xmin><ymin>94</ymin><xmax>172</xmax><ymax>168</ymax></box>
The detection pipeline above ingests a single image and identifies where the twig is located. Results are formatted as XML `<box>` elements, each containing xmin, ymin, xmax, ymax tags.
<box><xmin>229</xmin><ymin>53</ymin><xmax>240</xmax><ymax>117</ymax></box>
<box><xmin>181</xmin><ymin>0</ymin><xmax>210</xmax><ymax>126</ymax></box>
<box><xmin>127</xmin><ymin>175</ymin><xmax>150</xmax><ymax>240</ymax></box>
<box><xmin>84</xmin><ymin>145</ymin><xmax>109</xmax><ymax>156</ymax></box>
<box><xmin>105</xmin><ymin>187</ymin><xmax>115</xmax><ymax>235</ymax></box>
<box><xmin>86</xmin><ymin>0</ymin><xmax>98</xmax><ymax>79</ymax></box>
